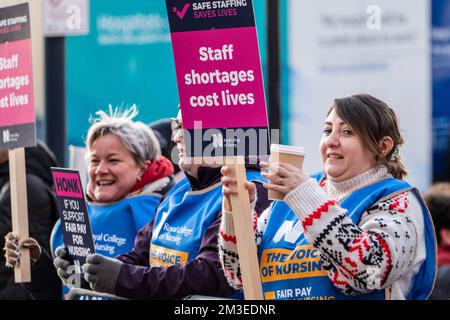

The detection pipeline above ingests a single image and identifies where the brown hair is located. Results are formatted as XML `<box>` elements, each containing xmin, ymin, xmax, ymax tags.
<box><xmin>329</xmin><ymin>94</ymin><xmax>407</xmax><ymax>180</ymax></box>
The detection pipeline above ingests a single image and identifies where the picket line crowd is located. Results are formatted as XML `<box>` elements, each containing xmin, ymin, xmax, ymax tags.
<box><xmin>1</xmin><ymin>94</ymin><xmax>449</xmax><ymax>300</ymax></box>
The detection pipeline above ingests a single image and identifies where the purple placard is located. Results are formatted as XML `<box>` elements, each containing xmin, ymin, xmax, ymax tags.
<box><xmin>172</xmin><ymin>27</ymin><xmax>267</xmax><ymax>130</ymax></box>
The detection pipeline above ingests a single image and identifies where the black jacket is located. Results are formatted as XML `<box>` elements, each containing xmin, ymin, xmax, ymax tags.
<box><xmin>115</xmin><ymin>165</ymin><xmax>271</xmax><ymax>299</ymax></box>
<box><xmin>0</xmin><ymin>141</ymin><xmax>61</xmax><ymax>300</ymax></box>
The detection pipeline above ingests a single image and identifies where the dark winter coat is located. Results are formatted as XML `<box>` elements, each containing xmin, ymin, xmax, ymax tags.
<box><xmin>115</xmin><ymin>165</ymin><xmax>271</xmax><ymax>299</ymax></box>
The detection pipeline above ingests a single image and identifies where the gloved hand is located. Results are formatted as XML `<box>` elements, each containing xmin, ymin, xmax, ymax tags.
<box><xmin>53</xmin><ymin>246</ymin><xmax>73</xmax><ymax>284</ymax></box>
<box><xmin>3</xmin><ymin>232</ymin><xmax>42</xmax><ymax>267</ymax></box>
<box><xmin>53</xmin><ymin>246</ymin><xmax>91</xmax><ymax>289</ymax></box>
<box><xmin>83</xmin><ymin>254</ymin><xmax>123</xmax><ymax>295</ymax></box>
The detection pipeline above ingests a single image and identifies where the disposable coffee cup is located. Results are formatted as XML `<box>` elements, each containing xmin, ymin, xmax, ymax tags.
<box><xmin>268</xmin><ymin>144</ymin><xmax>306</xmax><ymax>201</ymax></box>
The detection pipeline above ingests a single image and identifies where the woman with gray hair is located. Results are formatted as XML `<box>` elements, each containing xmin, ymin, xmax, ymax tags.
<box><xmin>5</xmin><ymin>105</ymin><xmax>174</xmax><ymax>299</ymax></box>
<box><xmin>82</xmin><ymin>105</ymin><xmax>173</xmax><ymax>202</ymax></box>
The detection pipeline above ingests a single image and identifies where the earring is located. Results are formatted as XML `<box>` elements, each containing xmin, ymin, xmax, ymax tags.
<box><xmin>390</xmin><ymin>146</ymin><xmax>400</xmax><ymax>161</ymax></box>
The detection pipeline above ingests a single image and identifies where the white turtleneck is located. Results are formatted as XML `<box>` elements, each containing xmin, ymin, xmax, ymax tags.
<box><xmin>219</xmin><ymin>166</ymin><xmax>427</xmax><ymax>300</ymax></box>
<box><xmin>324</xmin><ymin>166</ymin><xmax>392</xmax><ymax>202</ymax></box>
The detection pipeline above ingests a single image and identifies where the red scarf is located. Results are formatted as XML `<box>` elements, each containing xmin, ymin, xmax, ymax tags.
<box><xmin>131</xmin><ymin>156</ymin><xmax>174</xmax><ymax>192</ymax></box>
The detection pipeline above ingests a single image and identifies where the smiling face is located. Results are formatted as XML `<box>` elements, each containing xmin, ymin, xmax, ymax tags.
<box><xmin>87</xmin><ymin>133</ymin><xmax>143</xmax><ymax>202</ymax></box>
<box><xmin>320</xmin><ymin>109</ymin><xmax>376</xmax><ymax>182</ymax></box>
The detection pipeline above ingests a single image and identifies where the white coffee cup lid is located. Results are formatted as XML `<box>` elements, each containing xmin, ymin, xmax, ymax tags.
<box><xmin>270</xmin><ymin>144</ymin><xmax>306</xmax><ymax>156</ymax></box>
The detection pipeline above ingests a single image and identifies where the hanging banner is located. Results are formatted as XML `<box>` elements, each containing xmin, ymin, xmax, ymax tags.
<box><xmin>432</xmin><ymin>0</ymin><xmax>450</xmax><ymax>181</ymax></box>
<box><xmin>288</xmin><ymin>0</ymin><xmax>431</xmax><ymax>191</ymax></box>
<box><xmin>0</xmin><ymin>2</ymin><xmax>35</xmax><ymax>150</ymax></box>
<box><xmin>166</xmin><ymin>0</ymin><xmax>269</xmax><ymax>159</ymax></box>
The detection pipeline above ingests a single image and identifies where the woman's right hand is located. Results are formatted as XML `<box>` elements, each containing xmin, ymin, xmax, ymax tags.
<box><xmin>221</xmin><ymin>166</ymin><xmax>256</xmax><ymax>212</ymax></box>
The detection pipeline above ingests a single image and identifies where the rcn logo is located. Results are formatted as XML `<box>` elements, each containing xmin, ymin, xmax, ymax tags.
<box><xmin>2</xmin><ymin>129</ymin><xmax>10</xmax><ymax>143</ymax></box>
<box><xmin>212</xmin><ymin>133</ymin><xmax>224</xmax><ymax>148</ymax></box>
<box><xmin>273</xmin><ymin>220</ymin><xmax>303</xmax><ymax>244</ymax></box>
<box><xmin>172</xmin><ymin>3</ymin><xmax>190</xmax><ymax>20</ymax></box>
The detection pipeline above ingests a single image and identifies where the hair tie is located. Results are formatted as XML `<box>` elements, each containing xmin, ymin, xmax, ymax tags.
<box><xmin>390</xmin><ymin>146</ymin><xmax>400</xmax><ymax>161</ymax></box>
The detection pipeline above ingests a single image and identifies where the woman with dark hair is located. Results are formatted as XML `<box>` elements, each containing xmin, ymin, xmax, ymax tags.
<box><xmin>219</xmin><ymin>94</ymin><xmax>437</xmax><ymax>300</ymax></box>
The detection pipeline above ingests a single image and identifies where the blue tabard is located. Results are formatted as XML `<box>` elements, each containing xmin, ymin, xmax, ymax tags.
<box><xmin>259</xmin><ymin>174</ymin><xmax>437</xmax><ymax>300</ymax></box>
<box><xmin>50</xmin><ymin>192</ymin><xmax>161</xmax><ymax>299</ymax></box>
<box><xmin>149</xmin><ymin>171</ymin><xmax>266</xmax><ymax>298</ymax></box>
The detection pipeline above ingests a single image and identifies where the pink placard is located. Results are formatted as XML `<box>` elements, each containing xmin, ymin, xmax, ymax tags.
<box><xmin>171</xmin><ymin>26</ymin><xmax>268</xmax><ymax>130</ymax></box>
<box><xmin>0</xmin><ymin>38</ymin><xmax>35</xmax><ymax>127</ymax></box>
<box><xmin>52</xmin><ymin>171</ymin><xmax>84</xmax><ymax>199</ymax></box>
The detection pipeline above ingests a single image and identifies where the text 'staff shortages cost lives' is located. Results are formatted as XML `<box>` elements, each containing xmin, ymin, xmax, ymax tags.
<box><xmin>166</xmin><ymin>0</ymin><xmax>269</xmax><ymax>158</ymax></box>
<box><xmin>0</xmin><ymin>3</ymin><xmax>36</xmax><ymax>150</ymax></box>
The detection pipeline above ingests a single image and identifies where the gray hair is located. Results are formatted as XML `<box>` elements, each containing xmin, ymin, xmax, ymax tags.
<box><xmin>86</xmin><ymin>105</ymin><xmax>161</xmax><ymax>167</ymax></box>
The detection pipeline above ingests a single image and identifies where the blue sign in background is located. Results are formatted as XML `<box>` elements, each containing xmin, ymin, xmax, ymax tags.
<box><xmin>66</xmin><ymin>0</ymin><xmax>269</xmax><ymax>149</ymax></box>
<box><xmin>432</xmin><ymin>0</ymin><xmax>450</xmax><ymax>181</ymax></box>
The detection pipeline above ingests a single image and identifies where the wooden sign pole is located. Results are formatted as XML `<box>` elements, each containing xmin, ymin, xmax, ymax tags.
<box><xmin>225</xmin><ymin>156</ymin><xmax>263</xmax><ymax>300</ymax></box>
<box><xmin>8</xmin><ymin>148</ymin><xmax>31</xmax><ymax>283</ymax></box>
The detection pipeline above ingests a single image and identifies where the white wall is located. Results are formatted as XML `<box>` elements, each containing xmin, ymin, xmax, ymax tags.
<box><xmin>288</xmin><ymin>0</ymin><xmax>431</xmax><ymax>191</ymax></box>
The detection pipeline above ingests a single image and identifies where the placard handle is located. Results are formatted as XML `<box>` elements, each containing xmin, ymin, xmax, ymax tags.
<box><xmin>225</xmin><ymin>156</ymin><xmax>263</xmax><ymax>300</ymax></box>
<box><xmin>9</xmin><ymin>148</ymin><xmax>31</xmax><ymax>283</ymax></box>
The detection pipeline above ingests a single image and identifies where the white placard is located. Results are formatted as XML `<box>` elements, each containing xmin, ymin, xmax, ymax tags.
<box><xmin>43</xmin><ymin>0</ymin><xmax>89</xmax><ymax>37</ymax></box>
<box><xmin>288</xmin><ymin>0</ymin><xmax>431</xmax><ymax>192</ymax></box>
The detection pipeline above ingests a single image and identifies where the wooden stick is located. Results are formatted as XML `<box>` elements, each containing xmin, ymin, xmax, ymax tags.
<box><xmin>8</xmin><ymin>148</ymin><xmax>31</xmax><ymax>283</ymax></box>
<box><xmin>225</xmin><ymin>156</ymin><xmax>263</xmax><ymax>300</ymax></box>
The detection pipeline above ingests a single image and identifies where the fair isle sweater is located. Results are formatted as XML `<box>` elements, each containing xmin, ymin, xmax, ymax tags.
<box><xmin>218</xmin><ymin>167</ymin><xmax>426</xmax><ymax>300</ymax></box>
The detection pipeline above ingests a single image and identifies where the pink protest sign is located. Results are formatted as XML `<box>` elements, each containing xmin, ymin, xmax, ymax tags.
<box><xmin>0</xmin><ymin>3</ymin><xmax>36</xmax><ymax>150</ymax></box>
<box><xmin>166</xmin><ymin>0</ymin><xmax>269</xmax><ymax>158</ymax></box>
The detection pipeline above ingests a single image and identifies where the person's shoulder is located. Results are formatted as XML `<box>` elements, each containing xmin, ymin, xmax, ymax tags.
<box><xmin>368</xmin><ymin>189</ymin><xmax>419</xmax><ymax>216</ymax></box>
<box><xmin>25</xmin><ymin>173</ymin><xmax>54</xmax><ymax>201</ymax></box>
<box><xmin>25</xmin><ymin>173</ymin><xmax>51</xmax><ymax>191</ymax></box>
